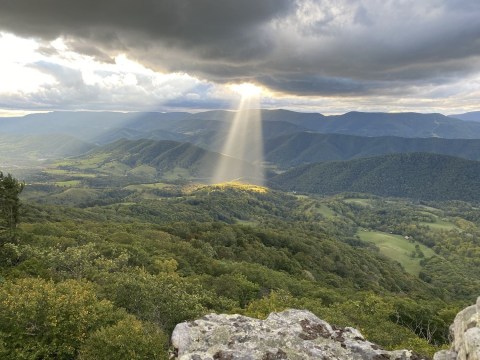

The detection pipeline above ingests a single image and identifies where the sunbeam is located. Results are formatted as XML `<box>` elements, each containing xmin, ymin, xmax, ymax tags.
<box><xmin>212</xmin><ymin>83</ymin><xmax>264</xmax><ymax>185</ymax></box>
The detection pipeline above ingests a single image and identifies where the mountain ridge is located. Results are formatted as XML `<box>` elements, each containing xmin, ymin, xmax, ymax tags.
<box><xmin>270</xmin><ymin>152</ymin><xmax>480</xmax><ymax>201</ymax></box>
<box><xmin>449</xmin><ymin>111</ymin><xmax>480</xmax><ymax>122</ymax></box>
<box><xmin>3</xmin><ymin>109</ymin><xmax>480</xmax><ymax>141</ymax></box>
<box><xmin>265</xmin><ymin>131</ymin><xmax>480</xmax><ymax>168</ymax></box>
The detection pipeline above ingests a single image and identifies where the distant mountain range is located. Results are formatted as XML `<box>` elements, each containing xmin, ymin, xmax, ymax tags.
<box><xmin>449</xmin><ymin>111</ymin><xmax>480</xmax><ymax>122</ymax></box>
<box><xmin>270</xmin><ymin>152</ymin><xmax>480</xmax><ymax>202</ymax></box>
<box><xmin>2</xmin><ymin>110</ymin><xmax>480</xmax><ymax>144</ymax></box>
<box><xmin>3</xmin><ymin>109</ymin><xmax>480</xmax><ymax>194</ymax></box>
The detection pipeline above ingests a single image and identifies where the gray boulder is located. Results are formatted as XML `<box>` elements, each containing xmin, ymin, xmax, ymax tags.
<box><xmin>171</xmin><ymin>309</ymin><xmax>425</xmax><ymax>360</ymax></box>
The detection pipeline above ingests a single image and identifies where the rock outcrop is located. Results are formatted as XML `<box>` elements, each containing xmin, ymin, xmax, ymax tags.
<box><xmin>172</xmin><ymin>309</ymin><xmax>425</xmax><ymax>360</ymax></box>
<box><xmin>434</xmin><ymin>297</ymin><xmax>480</xmax><ymax>360</ymax></box>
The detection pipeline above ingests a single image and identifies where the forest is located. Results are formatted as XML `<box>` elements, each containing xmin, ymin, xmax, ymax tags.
<box><xmin>1</xmin><ymin>168</ymin><xmax>479</xmax><ymax>359</ymax></box>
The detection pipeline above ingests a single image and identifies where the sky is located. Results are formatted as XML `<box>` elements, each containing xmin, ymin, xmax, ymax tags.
<box><xmin>0</xmin><ymin>0</ymin><xmax>479</xmax><ymax>116</ymax></box>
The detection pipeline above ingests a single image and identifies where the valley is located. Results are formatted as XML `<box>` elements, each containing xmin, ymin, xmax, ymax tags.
<box><xmin>2</xmin><ymin>109</ymin><xmax>480</xmax><ymax>359</ymax></box>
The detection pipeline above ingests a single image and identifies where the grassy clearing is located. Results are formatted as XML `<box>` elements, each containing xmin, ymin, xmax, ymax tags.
<box><xmin>358</xmin><ymin>230</ymin><xmax>436</xmax><ymax>276</ymax></box>
<box><xmin>420</xmin><ymin>219</ymin><xmax>458</xmax><ymax>231</ymax></box>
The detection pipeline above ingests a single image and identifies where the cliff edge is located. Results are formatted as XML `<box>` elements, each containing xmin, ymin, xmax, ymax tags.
<box><xmin>434</xmin><ymin>297</ymin><xmax>480</xmax><ymax>360</ymax></box>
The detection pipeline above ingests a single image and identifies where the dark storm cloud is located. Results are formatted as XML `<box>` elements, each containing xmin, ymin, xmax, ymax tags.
<box><xmin>259</xmin><ymin>74</ymin><xmax>370</xmax><ymax>95</ymax></box>
<box><xmin>1</xmin><ymin>0</ymin><xmax>480</xmax><ymax>96</ymax></box>
<box><xmin>0</xmin><ymin>0</ymin><xmax>292</xmax><ymax>56</ymax></box>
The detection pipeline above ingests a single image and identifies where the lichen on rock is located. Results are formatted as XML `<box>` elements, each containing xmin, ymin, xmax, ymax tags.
<box><xmin>171</xmin><ymin>309</ymin><xmax>425</xmax><ymax>360</ymax></box>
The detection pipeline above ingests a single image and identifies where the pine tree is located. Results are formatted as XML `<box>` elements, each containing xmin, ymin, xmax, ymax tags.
<box><xmin>0</xmin><ymin>172</ymin><xmax>24</xmax><ymax>242</ymax></box>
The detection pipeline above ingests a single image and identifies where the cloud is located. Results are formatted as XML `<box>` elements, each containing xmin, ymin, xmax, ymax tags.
<box><xmin>0</xmin><ymin>51</ymin><xmax>227</xmax><ymax>112</ymax></box>
<box><xmin>0</xmin><ymin>0</ymin><xmax>293</xmax><ymax>63</ymax></box>
<box><xmin>0</xmin><ymin>0</ymin><xmax>480</xmax><ymax>99</ymax></box>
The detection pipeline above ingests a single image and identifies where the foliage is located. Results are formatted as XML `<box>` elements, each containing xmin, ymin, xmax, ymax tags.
<box><xmin>98</xmin><ymin>270</ymin><xmax>226</xmax><ymax>332</ymax></box>
<box><xmin>271</xmin><ymin>152</ymin><xmax>480</xmax><ymax>202</ymax></box>
<box><xmin>0</xmin><ymin>278</ymin><xmax>122</xmax><ymax>360</ymax></box>
<box><xmin>264</xmin><ymin>131</ymin><xmax>480</xmax><ymax>168</ymax></box>
<box><xmin>0</xmin><ymin>172</ymin><xmax>24</xmax><ymax>241</ymax></box>
<box><xmin>1</xmin><ymin>173</ymin><xmax>477</xmax><ymax>358</ymax></box>
<box><xmin>78</xmin><ymin>317</ymin><xmax>168</xmax><ymax>360</ymax></box>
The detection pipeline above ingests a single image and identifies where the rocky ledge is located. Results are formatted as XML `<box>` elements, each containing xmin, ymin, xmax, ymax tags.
<box><xmin>434</xmin><ymin>297</ymin><xmax>480</xmax><ymax>360</ymax></box>
<box><xmin>171</xmin><ymin>309</ymin><xmax>425</xmax><ymax>360</ymax></box>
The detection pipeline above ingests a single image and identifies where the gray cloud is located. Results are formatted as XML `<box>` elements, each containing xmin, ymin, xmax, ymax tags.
<box><xmin>0</xmin><ymin>59</ymin><xmax>219</xmax><ymax>112</ymax></box>
<box><xmin>1</xmin><ymin>0</ymin><xmax>480</xmax><ymax>97</ymax></box>
<box><xmin>0</xmin><ymin>0</ymin><xmax>292</xmax><ymax>60</ymax></box>
<box><xmin>258</xmin><ymin>74</ymin><xmax>371</xmax><ymax>96</ymax></box>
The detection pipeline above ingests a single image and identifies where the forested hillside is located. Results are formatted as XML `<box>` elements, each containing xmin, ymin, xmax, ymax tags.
<box><xmin>45</xmin><ymin>138</ymin><xmax>258</xmax><ymax>184</ymax></box>
<box><xmin>271</xmin><ymin>153</ymin><xmax>480</xmax><ymax>201</ymax></box>
<box><xmin>265</xmin><ymin>132</ymin><xmax>480</xmax><ymax>168</ymax></box>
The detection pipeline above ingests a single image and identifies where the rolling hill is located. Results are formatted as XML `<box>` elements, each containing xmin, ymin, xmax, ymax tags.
<box><xmin>0</xmin><ymin>134</ymin><xmax>95</xmax><ymax>160</ymax></box>
<box><xmin>56</xmin><ymin>139</ymin><xmax>259</xmax><ymax>182</ymax></box>
<box><xmin>265</xmin><ymin>132</ymin><xmax>480</xmax><ymax>168</ymax></box>
<box><xmin>270</xmin><ymin>152</ymin><xmax>480</xmax><ymax>201</ymax></box>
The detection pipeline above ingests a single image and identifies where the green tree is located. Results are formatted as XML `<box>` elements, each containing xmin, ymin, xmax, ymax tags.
<box><xmin>0</xmin><ymin>172</ymin><xmax>24</xmax><ymax>241</ymax></box>
<box><xmin>79</xmin><ymin>317</ymin><xmax>168</xmax><ymax>360</ymax></box>
<box><xmin>100</xmin><ymin>270</ymin><xmax>216</xmax><ymax>331</ymax></box>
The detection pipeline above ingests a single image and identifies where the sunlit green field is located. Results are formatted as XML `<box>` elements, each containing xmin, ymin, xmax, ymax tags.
<box><xmin>358</xmin><ymin>230</ymin><xmax>436</xmax><ymax>276</ymax></box>
<box><xmin>420</xmin><ymin>219</ymin><xmax>458</xmax><ymax>231</ymax></box>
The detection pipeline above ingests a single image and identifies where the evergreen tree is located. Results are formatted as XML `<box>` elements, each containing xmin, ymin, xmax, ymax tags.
<box><xmin>0</xmin><ymin>172</ymin><xmax>24</xmax><ymax>241</ymax></box>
